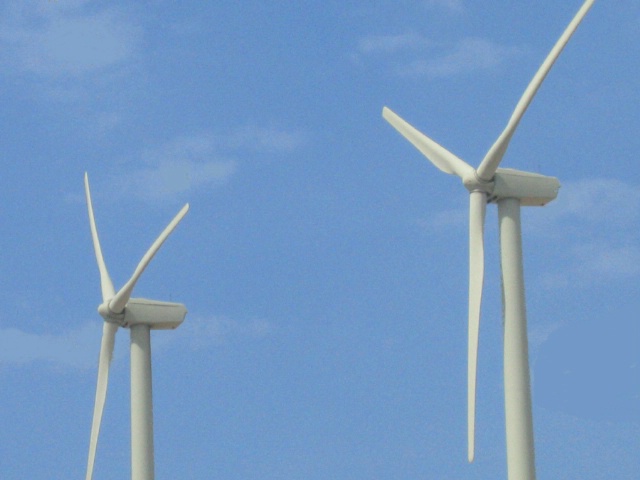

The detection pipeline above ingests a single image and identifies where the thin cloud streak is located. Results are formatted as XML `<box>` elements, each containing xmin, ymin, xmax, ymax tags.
<box><xmin>178</xmin><ymin>315</ymin><xmax>272</xmax><ymax>349</ymax></box>
<box><xmin>0</xmin><ymin>322</ymin><xmax>100</xmax><ymax>370</ymax></box>
<box><xmin>540</xmin><ymin>242</ymin><xmax>640</xmax><ymax>289</ymax></box>
<box><xmin>356</xmin><ymin>31</ymin><xmax>519</xmax><ymax>78</ymax></box>
<box><xmin>423</xmin><ymin>0</ymin><xmax>465</xmax><ymax>14</ymax></box>
<box><xmin>528</xmin><ymin>178</ymin><xmax>640</xmax><ymax>287</ymax></box>
<box><xmin>544</xmin><ymin>178</ymin><xmax>640</xmax><ymax>225</ymax></box>
<box><xmin>0</xmin><ymin>314</ymin><xmax>271</xmax><ymax>371</ymax></box>
<box><xmin>109</xmin><ymin>126</ymin><xmax>305</xmax><ymax>203</ymax></box>
<box><xmin>0</xmin><ymin>0</ymin><xmax>143</xmax><ymax>135</ymax></box>
<box><xmin>529</xmin><ymin>321</ymin><xmax>564</xmax><ymax>353</ymax></box>
<box><xmin>357</xmin><ymin>32</ymin><xmax>431</xmax><ymax>55</ymax></box>
<box><xmin>227</xmin><ymin>125</ymin><xmax>307</xmax><ymax>153</ymax></box>
<box><xmin>399</xmin><ymin>38</ymin><xmax>519</xmax><ymax>78</ymax></box>
<box><xmin>416</xmin><ymin>208</ymin><xmax>467</xmax><ymax>232</ymax></box>
<box><xmin>0</xmin><ymin>1</ymin><xmax>140</xmax><ymax>78</ymax></box>
<box><xmin>113</xmin><ymin>155</ymin><xmax>237</xmax><ymax>203</ymax></box>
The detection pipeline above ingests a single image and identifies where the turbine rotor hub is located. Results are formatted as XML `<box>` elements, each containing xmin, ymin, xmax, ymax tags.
<box><xmin>98</xmin><ymin>302</ymin><xmax>125</xmax><ymax>326</ymax></box>
<box><xmin>463</xmin><ymin>170</ymin><xmax>494</xmax><ymax>195</ymax></box>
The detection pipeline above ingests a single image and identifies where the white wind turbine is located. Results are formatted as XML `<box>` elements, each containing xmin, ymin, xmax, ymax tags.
<box><xmin>382</xmin><ymin>1</ymin><xmax>594</xmax><ymax>479</ymax></box>
<box><xmin>84</xmin><ymin>173</ymin><xmax>189</xmax><ymax>480</ymax></box>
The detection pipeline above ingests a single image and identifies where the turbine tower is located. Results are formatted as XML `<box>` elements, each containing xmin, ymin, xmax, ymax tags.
<box><xmin>84</xmin><ymin>173</ymin><xmax>189</xmax><ymax>480</ymax></box>
<box><xmin>382</xmin><ymin>1</ymin><xmax>595</xmax><ymax>478</ymax></box>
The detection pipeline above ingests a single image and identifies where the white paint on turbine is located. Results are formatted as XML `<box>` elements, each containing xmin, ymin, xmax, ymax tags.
<box><xmin>86</xmin><ymin>321</ymin><xmax>117</xmax><ymax>480</ymax></box>
<box><xmin>382</xmin><ymin>0</ymin><xmax>595</xmax><ymax>474</ymax></box>
<box><xmin>83</xmin><ymin>173</ymin><xmax>189</xmax><ymax>480</ymax></box>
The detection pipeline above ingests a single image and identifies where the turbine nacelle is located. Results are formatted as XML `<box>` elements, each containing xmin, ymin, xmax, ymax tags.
<box><xmin>488</xmin><ymin>168</ymin><xmax>559</xmax><ymax>206</ymax></box>
<box><xmin>98</xmin><ymin>298</ymin><xmax>187</xmax><ymax>329</ymax></box>
<box><xmin>461</xmin><ymin>168</ymin><xmax>559</xmax><ymax>206</ymax></box>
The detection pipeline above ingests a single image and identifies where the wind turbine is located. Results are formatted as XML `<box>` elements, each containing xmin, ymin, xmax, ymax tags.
<box><xmin>382</xmin><ymin>1</ymin><xmax>594</xmax><ymax>478</ymax></box>
<box><xmin>83</xmin><ymin>173</ymin><xmax>189</xmax><ymax>480</ymax></box>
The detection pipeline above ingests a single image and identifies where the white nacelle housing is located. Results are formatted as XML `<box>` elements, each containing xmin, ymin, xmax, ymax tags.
<box><xmin>490</xmin><ymin>168</ymin><xmax>560</xmax><ymax>206</ymax></box>
<box><xmin>123</xmin><ymin>298</ymin><xmax>187</xmax><ymax>330</ymax></box>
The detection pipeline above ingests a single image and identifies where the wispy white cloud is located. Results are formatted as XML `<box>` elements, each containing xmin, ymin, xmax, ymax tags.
<box><xmin>0</xmin><ymin>0</ymin><xmax>142</xmax><ymax>134</ymax></box>
<box><xmin>0</xmin><ymin>1</ymin><xmax>140</xmax><ymax>78</ymax></box>
<box><xmin>356</xmin><ymin>31</ymin><xmax>519</xmax><ymax>78</ymax></box>
<box><xmin>0</xmin><ymin>314</ymin><xmax>271</xmax><ymax>372</ymax></box>
<box><xmin>357</xmin><ymin>32</ymin><xmax>431</xmax><ymax>55</ymax></box>
<box><xmin>399</xmin><ymin>38</ymin><xmax>519</xmax><ymax>78</ymax></box>
<box><xmin>542</xmin><ymin>178</ymin><xmax>640</xmax><ymax>226</ymax></box>
<box><xmin>416</xmin><ymin>207</ymin><xmax>466</xmax><ymax>232</ymax></box>
<box><xmin>529</xmin><ymin>178</ymin><xmax>640</xmax><ymax>287</ymax></box>
<box><xmin>540</xmin><ymin>242</ymin><xmax>640</xmax><ymax>289</ymax></box>
<box><xmin>529</xmin><ymin>321</ymin><xmax>564</xmax><ymax>352</ymax></box>
<box><xmin>0</xmin><ymin>322</ymin><xmax>101</xmax><ymax>370</ymax></box>
<box><xmin>227</xmin><ymin>125</ymin><xmax>307</xmax><ymax>153</ymax></box>
<box><xmin>423</xmin><ymin>0</ymin><xmax>465</xmax><ymax>14</ymax></box>
<box><xmin>108</xmin><ymin>126</ymin><xmax>305</xmax><ymax>203</ymax></box>
<box><xmin>119</xmin><ymin>158</ymin><xmax>236</xmax><ymax>203</ymax></box>
<box><xmin>178</xmin><ymin>315</ymin><xmax>272</xmax><ymax>349</ymax></box>
<box><xmin>572</xmin><ymin>243</ymin><xmax>640</xmax><ymax>278</ymax></box>
<box><xmin>113</xmin><ymin>133</ymin><xmax>237</xmax><ymax>203</ymax></box>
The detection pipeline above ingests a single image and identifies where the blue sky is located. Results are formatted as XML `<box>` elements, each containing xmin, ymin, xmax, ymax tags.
<box><xmin>0</xmin><ymin>0</ymin><xmax>638</xmax><ymax>478</ymax></box>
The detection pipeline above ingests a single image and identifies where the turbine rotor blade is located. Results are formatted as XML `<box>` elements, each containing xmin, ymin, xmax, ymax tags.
<box><xmin>382</xmin><ymin>107</ymin><xmax>474</xmax><ymax>179</ymax></box>
<box><xmin>468</xmin><ymin>190</ymin><xmax>486</xmax><ymax>463</ymax></box>
<box><xmin>86</xmin><ymin>322</ymin><xmax>118</xmax><ymax>480</ymax></box>
<box><xmin>84</xmin><ymin>173</ymin><xmax>116</xmax><ymax>303</ymax></box>
<box><xmin>476</xmin><ymin>0</ymin><xmax>595</xmax><ymax>181</ymax></box>
<box><xmin>108</xmin><ymin>203</ymin><xmax>190</xmax><ymax>315</ymax></box>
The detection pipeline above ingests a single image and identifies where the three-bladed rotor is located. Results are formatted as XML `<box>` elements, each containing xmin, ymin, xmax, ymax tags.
<box><xmin>383</xmin><ymin>0</ymin><xmax>594</xmax><ymax>463</ymax></box>
<box><xmin>84</xmin><ymin>173</ymin><xmax>189</xmax><ymax>480</ymax></box>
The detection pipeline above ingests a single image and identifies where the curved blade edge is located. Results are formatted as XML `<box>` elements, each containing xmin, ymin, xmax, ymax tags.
<box><xmin>476</xmin><ymin>0</ymin><xmax>596</xmax><ymax>180</ymax></box>
<box><xmin>86</xmin><ymin>322</ymin><xmax>118</xmax><ymax>480</ymax></box>
<box><xmin>84</xmin><ymin>173</ymin><xmax>116</xmax><ymax>302</ymax></box>
<box><xmin>468</xmin><ymin>191</ymin><xmax>486</xmax><ymax>462</ymax></box>
<box><xmin>382</xmin><ymin>107</ymin><xmax>473</xmax><ymax>179</ymax></box>
<box><xmin>109</xmin><ymin>203</ymin><xmax>190</xmax><ymax>314</ymax></box>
